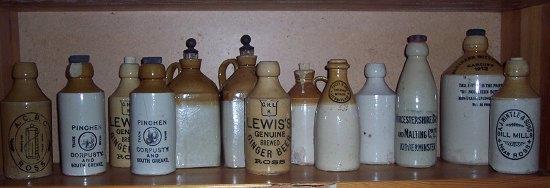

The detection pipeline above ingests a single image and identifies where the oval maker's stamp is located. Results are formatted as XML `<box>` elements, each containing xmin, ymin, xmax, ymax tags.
<box><xmin>496</xmin><ymin>109</ymin><xmax>534</xmax><ymax>160</ymax></box>
<box><xmin>329</xmin><ymin>80</ymin><xmax>351</xmax><ymax>103</ymax></box>
<box><xmin>9</xmin><ymin>112</ymin><xmax>51</xmax><ymax>173</ymax></box>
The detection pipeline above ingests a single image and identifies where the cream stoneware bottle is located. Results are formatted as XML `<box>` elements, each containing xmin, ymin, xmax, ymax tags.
<box><xmin>245</xmin><ymin>61</ymin><xmax>291</xmax><ymax>175</ymax></box>
<box><xmin>288</xmin><ymin>63</ymin><xmax>324</xmax><ymax>165</ymax></box>
<box><xmin>219</xmin><ymin>35</ymin><xmax>257</xmax><ymax>168</ymax></box>
<box><xmin>1</xmin><ymin>62</ymin><xmax>53</xmax><ymax>179</ymax></box>
<box><xmin>315</xmin><ymin>59</ymin><xmax>360</xmax><ymax>172</ymax></box>
<box><xmin>395</xmin><ymin>35</ymin><xmax>438</xmax><ymax>168</ymax></box>
<box><xmin>57</xmin><ymin>55</ymin><xmax>106</xmax><ymax>176</ymax></box>
<box><xmin>108</xmin><ymin>57</ymin><xmax>139</xmax><ymax>168</ymax></box>
<box><xmin>489</xmin><ymin>57</ymin><xmax>540</xmax><ymax>174</ymax></box>
<box><xmin>441</xmin><ymin>29</ymin><xmax>504</xmax><ymax>165</ymax></box>
<box><xmin>130</xmin><ymin>57</ymin><xmax>176</xmax><ymax>175</ymax></box>
<box><xmin>356</xmin><ymin>63</ymin><xmax>396</xmax><ymax>164</ymax></box>
<box><xmin>167</xmin><ymin>38</ymin><xmax>220</xmax><ymax>168</ymax></box>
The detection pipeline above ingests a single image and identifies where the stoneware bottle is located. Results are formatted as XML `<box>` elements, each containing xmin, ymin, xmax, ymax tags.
<box><xmin>108</xmin><ymin>57</ymin><xmax>139</xmax><ymax>168</ymax></box>
<box><xmin>1</xmin><ymin>62</ymin><xmax>52</xmax><ymax>179</ymax></box>
<box><xmin>245</xmin><ymin>61</ymin><xmax>291</xmax><ymax>175</ymax></box>
<box><xmin>441</xmin><ymin>29</ymin><xmax>504</xmax><ymax>165</ymax></box>
<box><xmin>288</xmin><ymin>63</ymin><xmax>324</xmax><ymax>165</ymax></box>
<box><xmin>219</xmin><ymin>35</ymin><xmax>258</xmax><ymax>168</ymax></box>
<box><xmin>167</xmin><ymin>38</ymin><xmax>220</xmax><ymax>168</ymax></box>
<box><xmin>356</xmin><ymin>63</ymin><xmax>396</xmax><ymax>164</ymax></box>
<box><xmin>57</xmin><ymin>55</ymin><xmax>106</xmax><ymax>176</ymax></box>
<box><xmin>395</xmin><ymin>35</ymin><xmax>438</xmax><ymax>168</ymax></box>
<box><xmin>489</xmin><ymin>57</ymin><xmax>540</xmax><ymax>174</ymax></box>
<box><xmin>130</xmin><ymin>57</ymin><xmax>176</xmax><ymax>175</ymax></box>
<box><xmin>315</xmin><ymin>59</ymin><xmax>360</xmax><ymax>172</ymax></box>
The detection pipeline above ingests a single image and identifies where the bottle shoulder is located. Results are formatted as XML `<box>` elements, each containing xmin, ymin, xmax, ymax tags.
<box><xmin>357</xmin><ymin>79</ymin><xmax>395</xmax><ymax>96</ymax></box>
<box><xmin>288</xmin><ymin>83</ymin><xmax>321</xmax><ymax>99</ymax></box>
<box><xmin>168</xmin><ymin>71</ymin><xmax>219</xmax><ymax>94</ymax></box>
<box><xmin>221</xmin><ymin>69</ymin><xmax>257</xmax><ymax>100</ymax></box>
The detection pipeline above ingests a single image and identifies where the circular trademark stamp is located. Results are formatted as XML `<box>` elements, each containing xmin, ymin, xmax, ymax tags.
<box><xmin>329</xmin><ymin>80</ymin><xmax>351</xmax><ymax>103</ymax></box>
<box><xmin>78</xmin><ymin>132</ymin><xmax>98</xmax><ymax>151</ymax></box>
<box><xmin>143</xmin><ymin>127</ymin><xmax>162</xmax><ymax>146</ymax></box>
<box><xmin>9</xmin><ymin>112</ymin><xmax>51</xmax><ymax>173</ymax></box>
<box><xmin>496</xmin><ymin>109</ymin><xmax>534</xmax><ymax>160</ymax></box>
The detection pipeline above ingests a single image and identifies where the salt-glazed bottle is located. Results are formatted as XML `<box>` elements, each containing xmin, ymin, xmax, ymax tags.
<box><xmin>1</xmin><ymin>62</ymin><xmax>52</xmax><ymax>179</ymax></box>
<box><xmin>441</xmin><ymin>29</ymin><xmax>504</xmax><ymax>165</ymax></box>
<box><xmin>245</xmin><ymin>61</ymin><xmax>291</xmax><ymax>175</ymax></box>
<box><xmin>219</xmin><ymin>35</ymin><xmax>258</xmax><ymax>168</ymax></box>
<box><xmin>108</xmin><ymin>57</ymin><xmax>139</xmax><ymax>168</ymax></box>
<box><xmin>315</xmin><ymin>59</ymin><xmax>360</xmax><ymax>171</ymax></box>
<box><xmin>395</xmin><ymin>35</ymin><xmax>438</xmax><ymax>168</ymax></box>
<box><xmin>288</xmin><ymin>63</ymin><xmax>324</xmax><ymax>165</ymax></box>
<box><xmin>130</xmin><ymin>57</ymin><xmax>176</xmax><ymax>175</ymax></box>
<box><xmin>489</xmin><ymin>57</ymin><xmax>540</xmax><ymax>174</ymax></box>
<box><xmin>57</xmin><ymin>55</ymin><xmax>106</xmax><ymax>176</ymax></box>
<box><xmin>356</xmin><ymin>63</ymin><xmax>396</xmax><ymax>164</ymax></box>
<box><xmin>166</xmin><ymin>38</ymin><xmax>220</xmax><ymax>168</ymax></box>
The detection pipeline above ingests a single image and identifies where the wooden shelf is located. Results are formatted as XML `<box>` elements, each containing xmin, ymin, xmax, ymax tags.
<box><xmin>1</xmin><ymin>160</ymin><xmax>550</xmax><ymax>187</ymax></box>
<box><xmin>2</xmin><ymin>0</ymin><xmax>549</xmax><ymax>12</ymax></box>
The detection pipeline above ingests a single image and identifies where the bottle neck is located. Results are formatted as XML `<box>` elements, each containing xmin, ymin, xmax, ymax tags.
<box><xmin>257</xmin><ymin>76</ymin><xmax>282</xmax><ymax>85</ymax></box>
<box><xmin>137</xmin><ymin>78</ymin><xmax>167</xmax><ymax>92</ymax></box>
<box><xmin>327</xmin><ymin>69</ymin><xmax>349</xmax><ymax>83</ymax></box>
<box><xmin>67</xmin><ymin>77</ymin><xmax>96</xmax><ymax>87</ymax></box>
<box><xmin>12</xmin><ymin>78</ymin><xmax>42</xmax><ymax>93</ymax></box>
<box><xmin>366</xmin><ymin>77</ymin><xmax>384</xmax><ymax>84</ymax></box>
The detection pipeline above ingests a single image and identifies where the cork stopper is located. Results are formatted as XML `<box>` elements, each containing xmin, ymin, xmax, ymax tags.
<box><xmin>183</xmin><ymin>38</ymin><xmax>199</xmax><ymax>59</ymax></box>
<box><xmin>364</xmin><ymin>63</ymin><xmax>386</xmax><ymax>78</ymax></box>
<box><xmin>326</xmin><ymin>59</ymin><xmax>350</xmax><ymax>69</ymax></box>
<box><xmin>256</xmin><ymin>61</ymin><xmax>280</xmax><ymax>77</ymax></box>
<box><xmin>140</xmin><ymin>57</ymin><xmax>166</xmax><ymax>79</ymax></box>
<box><xmin>239</xmin><ymin>35</ymin><xmax>254</xmax><ymax>56</ymax></box>
<box><xmin>12</xmin><ymin>62</ymin><xmax>38</xmax><ymax>79</ymax></box>
<box><xmin>67</xmin><ymin>54</ymin><xmax>93</xmax><ymax>78</ymax></box>
<box><xmin>294</xmin><ymin>63</ymin><xmax>315</xmax><ymax>81</ymax></box>
<box><xmin>407</xmin><ymin>35</ymin><xmax>427</xmax><ymax>43</ymax></box>
<box><xmin>120</xmin><ymin>56</ymin><xmax>139</xmax><ymax>78</ymax></box>
<box><xmin>505</xmin><ymin>57</ymin><xmax>529</xmax><ymax>77</ymax></box>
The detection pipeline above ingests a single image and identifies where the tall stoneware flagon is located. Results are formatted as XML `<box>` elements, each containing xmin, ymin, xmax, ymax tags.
<box><xmin>245</xmin><ymin>61</ymin><xmax>291</xmax><ymax>175</ymax></box>
<box><xmin>167</xmin><ymin>38</ymin><xmax>221</xmax><ymax>168</ymax></box>
<box><xmin>356</xmin><ymin>63</ymin><xmax>396</xmax><ymax>164</ymax></box>
<box><xmin>441</xmin><ymin>29</ymin><xmax>504</xmax><ymax>165</ymax></box>
<box><xmin>315</xmin><ymin>59</ymin><xmax>360</xmax><ymax>171</ymax></box>
<box><xmin>108</xmin><ymin>57</ymin><xmax>139</xmax><ymax>168</ymax></box>
<box><xmin>288</xmin><ymin>63</ymin><xmax>324</xmax><ymax>166</ymax></box>
<box><xmin>57</xmin><ymin>55</ymin><xmax>107</xmax><ymax>176</ymax></box>
<box><xmin>489</xmin><ymin>57</ymin><xmax>540</xmax><ymax>174</ymax></box>
<box><xmin>1</xmin><ymin>62</ymin><xmax>53</xmax><ymax>179</ymax></box>
<box><xmin>130</xmin><ymin>57</ymin><xmax>176</xmax><ymax>175</ymax></box>
<box><xmin>219</xmin><ymin>35</ymin><xmax>258</xmax><ymax>168</ymax></box>
<box><xmin>395</xmin><ymin>35</ymin><xmax>438</xmax><ymax>168</ymax></box>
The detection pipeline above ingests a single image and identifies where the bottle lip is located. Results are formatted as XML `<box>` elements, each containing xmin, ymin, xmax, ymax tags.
<box><xmin>466</xmin><ymin>28</ymin><xmax>486</xmax><ymax>36</ymax></box>
<box><xmin>124</xmin><ymin>56</ymin><xmax>136</xmax><ymax>64</ymax></box>
<box><xmin>407</xmin><ymin>35</ymin><xmax>427</xmax><ymax>43</ymax></box>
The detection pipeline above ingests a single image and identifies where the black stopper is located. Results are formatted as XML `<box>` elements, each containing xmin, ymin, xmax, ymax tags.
<box><xmin>466</xmin><ymin>29</ymin><xmax>486</xmax><ymax>36</ymax></box>
<box><xmin>183</xmin><ymin>38</ymin><xmax>198</xmax><ymax>55</ymax></box>
<box><xmin>141</xmin><ymin>57</ymin><xmax>163</xmax><ymax>64</ymax></box>
<box><xmin>68</xmin><ymin>55</ymin><xmax>90</xmax><ymax>64</ymax></box>
<box><xmin>239</xmin><ymin>34</ymin><xmax>254</xmax><ymax>52</ymax></box>
<box><xmin>407</xmin><ymin>35</ymin><xmax>428</xmax><ymax>43</ymax></box>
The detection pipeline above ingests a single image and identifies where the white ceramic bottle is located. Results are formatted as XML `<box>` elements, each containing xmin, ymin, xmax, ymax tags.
<box><xmin>57</xmin><ymin>55</ymin><xmax>106</xmax><ymax>176</ymax></box>
<box><xmin>489</xmin><ymin>57</ymin><xmax>540</xmax><ymax>174</ymax></box>
<box><xmin>395</xmin><ymin>35</ymin><xmax>438</xmax><ymax>168</ymax></box>
<box><xmin>356</xmin><ymin>63</ymin><xmax>396</xmax><ymax>164</ymax></box>
<box><xmin>315</xmin><ymin>59</ymin><xmax>360</xmax><ymax>171</ymax></box>
<box><xmin>130</xmin><ymin>57</ymin><xmax>176</xmax><ymax>175</ymax></box>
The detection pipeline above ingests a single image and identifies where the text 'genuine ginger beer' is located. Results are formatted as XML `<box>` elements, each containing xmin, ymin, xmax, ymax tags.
<box><xmin>395</xmin><ymin>35</ymin><xmax>438</xmax><ymax>168</ymax></box>
<box><xmin>441</xmin><ymin>29</ymin><xmax>504</xmax><ymax>165</ymax></box>
<box><xmin>245</xmin><ymin>61</ymin><xmax>291</xmax><ymax>175</ymax></box>
<box><xmin>57</xmin><ymin>55</ymin><xmax>106</xmax><ymax>176</ymax></box>
<box><xmin>489</xmin><ymin>57</ymin><xmax>540</xmax><ymax>174</ymax></box>
<box><xmin>1</xmin><ymin>62</ymin><xmax>53</xmax><ymax>179</ymax></box>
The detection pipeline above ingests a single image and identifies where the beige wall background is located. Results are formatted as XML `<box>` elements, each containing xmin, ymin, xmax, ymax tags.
<box><xmin>18</xmin><ymin>11</ymin><xmax>501</xmax><ymax>162</ymax></box>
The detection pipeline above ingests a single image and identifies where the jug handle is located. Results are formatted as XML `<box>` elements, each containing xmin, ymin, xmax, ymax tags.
<box><xmin>218</xmin><ymin>59</ymin><xmax>238</xmax><ymax>88</ymax></box>
<box><xmin>314</xmin><ymin>76</ymin><xmax>328</xmax><ymax>89</ymax></box>
<box><xmin>166</xmin><ymin>62</ymin><xmax>182</xmax><ymax>85</ymax></box>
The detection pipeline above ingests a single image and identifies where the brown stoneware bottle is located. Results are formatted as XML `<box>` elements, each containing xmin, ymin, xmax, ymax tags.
<box><xmin>166</xmin><ymin>38</ymin><xmax>221</xmax><ymax>168</ymax></box>
<box><xmin>219</xmin><ymin>35</ymin><xmax>258</xmax><ymax>168</ymax></box>
<box><xmin>245</xmin><ymin>61</ymin><xmax>291</xmax><ymax>175</ymax></box>
<box><xmin>1</xmin><ymin>62</ymin><xmax>53</xmax><ymax>179</ymax></box>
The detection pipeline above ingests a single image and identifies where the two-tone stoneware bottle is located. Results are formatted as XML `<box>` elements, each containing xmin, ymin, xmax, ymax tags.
<box><xmin>219</xmin><ymin>35</ymin><xmax>258</xmax><ymax>168</ymax></box>
<box><xmin>315</xmin><ymin>59</ymin><xmax>360</xmax><ymax>172</ymax></box>
<box><xmin>356</xmin><ymin>63</ymin><xmax>396</xmax><ymax>164</ymax></box>
<box><xmin>57</xmin><ymin>55</ymin><xmax>106</xmax><ymax>176</ymax></box>
<box><xmin>288</xmin><ymin>63</ymin><xmax>324</xmax><ymax>165</ymax></box>
<box><xmin>395</xmin><ymin>35</ymin><xmax>438</xmax><ymax>168</ymax></box>
<box><xmin>167</xmin><ymin>38</ymin><xmax>220</xmax><ymax>168</ymax></box>
<box><xmin>489</xmin><ymin>57</ymin><xmax>540</xmax><ymax>174</ymax></box>
<box><xmin>108</xmin><ymin>57</ymin><xmax>139</xmax><ymax>168</ymax></box>
<box><xmin>1</xmin><ymin>62</ymin><xmax>52</xmax><ymax>179</ymax></box>
<box><xmin>245</xmin><ymin>61</ymin><xmax>291</xmax><ymax>175</ymax></box>
<box><xmin>130</xmin><ymin>57</ymin><xmax>176</xmax><ymax>175</ymax></box>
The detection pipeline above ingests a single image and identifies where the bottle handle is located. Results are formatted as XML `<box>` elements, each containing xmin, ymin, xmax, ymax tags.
<box><xmin>314</xmin><ymin>76</ymin><xmax>328</xmax><ymax>90</ymax></box>
<box><xmin>218</xmin><ymin>59</ymin><xmax>238</xmax><ymax>88</ymax></box>
<box><xmin>166</xmin><ymin>62</ymin><xmax>182</xmax><ymax>85</ymax></box>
